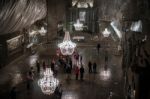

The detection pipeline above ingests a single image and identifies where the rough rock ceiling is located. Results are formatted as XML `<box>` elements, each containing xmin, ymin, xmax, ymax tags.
<box><xmin>0</xmin><ymin>0</ymin><xmax>46</xmax><ymax>35</ymax></box>
<box><xmin>97</xmin><ymin>0</ymin><xmax>129</xmax><ymax>20</ymax></box>
<box><xmin>97</xmin><ymin>0</ymin><xmax>150</xmax><ymax>21</ymax></box>
<box><xmin>0</xmin><ymin>0</ymin><xmax>149</xmax><ymax>35</ymax></box>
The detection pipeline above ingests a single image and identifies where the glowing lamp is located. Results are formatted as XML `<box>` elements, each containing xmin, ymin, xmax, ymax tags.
<box><xmin>74</xmin><ymin>19</ymin><xmax>83</xmax><ymax>31</ymax></box>
<box><xmin>38</xmin><ymin>68</ymin><xmax>59</xmax><ymax>95</ymax></box>
<box><xmin>58</xmin><ymin>31</ymin><xmax>76</xmax><ymax>55</ymax></box>
<box><xmin>102</xmin><ymin>28</ymin><xmax>111</xmax><ymax>37</ymax></box>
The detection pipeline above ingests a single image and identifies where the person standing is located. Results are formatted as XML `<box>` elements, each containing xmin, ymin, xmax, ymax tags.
<box><xmin>54</xmin><ymin>84</ymin><xmax>63</xmax><ymax>98</ymax></box>
<box><xmin>69</xmin><ymin>58</ymin><xmax>72</xmax><ymax>70</ymax></box>
<box><xmin>26</xmin><ymin>71</ymin><xmax>34</xmax><ymax>90</ymax></box>
<box><xmin>30</xmin><ymin>67</ymin><xmax>35</xmax><ymax>77</ymax></box>
<box><xmin>65</xmin><ymin>62</ymin><xmax>71</xmax><ymax>80</ymax></box>
<box><xmin>74</xmin><ymin>52</ymin><xmax>79</xmax><ymax>66</ymax></box>
<box><xmin>51</xmin><ymin>60</ymin><xmax>55</xmax><ymax>71</ymax></box>
<box><xmin>97</xmin><ymin>43</ymin><xmax>101</xmax><ymax>53</ymax></box>
<box><xmin>88</xmin><ymin>61</ymin><xmax>92</xmax><ymax>73</ymax></box>
<box><xmin>80</xmin><ymin>66</ymin><xmax>85</xmax><ymax>80</ymax></box>
<box><xmin>36</xmin><ymin>60</ymin><xmax>40</xmax><ymax>73</ymax></box>
<box><xmin>42</xmin><ymin>61</ymin><xmax>46</xmax><ymax>70</ymax></box>
<box><xmin>74</xmin><ymin>65</ymin><xmax>80</xmax><ymax>80</ymax></box>
<box><xmin>54</xmin><ymin>64</ymin><xmax>59</xmax><ymax>76</ymax></box>
<box><xmin>93</xmin><ymin>62</ymin><xmax>97</xmax><ymax>73</ymax></box>
<box><xmin>127</xmin><ymin>85</ymin><xmax>131</xmax><ymax>99</ymax></box>
<box><xmin>105</xmin><ymin>51</ymin><xmax>108</xmax><ymax>67</ymax></box>
<box><xmin>10</xmin><ymin>87</ymin><xmax>17</xmax><ymax>99</ymax></box>
<box><xmin>80</xmin><ymin>55</ymin><xmax>83</xmax><ymax>64</ymax></box>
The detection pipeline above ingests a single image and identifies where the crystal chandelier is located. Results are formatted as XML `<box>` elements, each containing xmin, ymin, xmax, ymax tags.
<box><xmin>38</xmin><ymin>68</ymin><xmax>59</xmax><ymax>95</ymax></box>
<box><xmin>77</xmin><ymin>2</ymin><xmax>88</xmax><ymax>8</ymax></box>
<box><xmin>58</xmin><ymin>31</ymin><xmax>76</xmax><ymax>55</ymax></box>
<box><xmin>102</xmin><ymin>28</ymin><xmax>111</xmax><ymax>37</ymax></box>
<box><xmin>38</xmin><ymin>27</ymin><xmax>47</xmax><ymax>36</ymax></box>
<box><xmin>72</xmin><ymin>0</ymin><xmax>93</xmax><ymax>8</ymax></box>
<box><xmin>130</xmin><ymin>20</ymin><xmax>142</xmax><ymax>32</ymax></box>
<box><xmin>74</xmin><ymin>19</ymin><xmax>83</xmax><ymax>31</ymax></box>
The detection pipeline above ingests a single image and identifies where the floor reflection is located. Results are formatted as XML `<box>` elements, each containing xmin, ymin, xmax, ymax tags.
<box><xmin>12</xmin><ymin>72</ymin><xmax>22</xmax><ymax>86</ymax></box>
<box><xmin>62</xmin><ymin>92</ymin><xmax>78</xmax><ymax>99</ymax></box>
<box><xmin>0</xmin><ymin>44</ymin><xmax>125</xmax><ymax>99</ymax></box>
<box><xmin>100</xmin><ymin>68</ymin><xmax>111</xmax><ymax>81</ymax></box>
<box><xmin>29</xmin><ymin>54</ymin><xmax>39</xmax><ymax>67</ymax></box>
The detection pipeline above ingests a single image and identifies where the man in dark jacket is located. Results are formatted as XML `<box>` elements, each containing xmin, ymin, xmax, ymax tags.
<box><xmin>93</xmin><ymin>62</ymin><xmax>97</xmax><ymax>73</ymax></box>
<box><xmin>88</xmin><ymin>61</ymin><xmax>92</xmax><ymax>73</ymax></box>
<box><xmin>10</xmin><ymin>87</ymin><xmax>17</xmax><ymax>99</ymax></box>
<box><xmin>80</xmin><ymin>66</ymin><xmax>85</xmax><ymax>80</ymax></box>
<box><xmin>97</xmin><ymin>43</ymin><xmax>101</xmax><ymax>53</ymax></box>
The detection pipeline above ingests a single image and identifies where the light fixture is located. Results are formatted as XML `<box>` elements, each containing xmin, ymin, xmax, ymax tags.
<box><xmin>102</xmin><ymin>28</ymin><xmax>111</xmax><ymax>37</ymax></box>
<box><xmin>38</xmin><ymin>27</ymin><xmax>47</xmax><ymax>36</ymax></box>
<box><xmin>72</xmin><ymin>0</ymin><xmax>78</xmax><ymax>6</ymax></box>
<box><xmin>110</xmin><ymin>21</ymin><xmax>122</xmax><ymax>39</ymax></box>
<box><xmin>58</xmin><ymin>31</ymin><xmax>76</xmax><ymax>55</ymax></box>
<box><xmin>87</xmin><ymin>0</ymin><xmax>93</xmax><ymax>7</ymax></box>
<box><xmin>130</xmin><ymin>20</ymin><xmax>142</xmax><ymax>32</ymax></box>
<box><xmin>77</xmin><ymin>2</ymin><xmax>88</xmax><ymax>8</ymax></box>
<box><xmin>29</xmin><ymin>30</ymin><xmax>37</xmax><ymax>36</ymax></box>
<box><xmin>142</xmin><ymin>35</ymin><xmax>147</xmax><ymax>42</ymax></box>
<box><xmin>100</xmin><ymin>68</ymin><xmax>111</xmax><ymax>81</ymax></box>
<box><xmin>38</xmin><ymin>68</ymin><xmax>59</xmax><ymax>95</ymax></box>
<box><xmin>72</xmin><ymin>0</ymin><xmax>93</xmax><ymax>8</ymax></box>
<box><xmin>74</xmin><ymin>19</ymin><xmax>83</xmax><ymax>31</ymax></box>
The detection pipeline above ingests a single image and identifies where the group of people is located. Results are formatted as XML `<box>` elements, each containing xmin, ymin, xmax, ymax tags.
<box><xmin>58</xmin><ymin>54</ymin><xmax>85</xmax><ymax>80</ymax></box>
<box><xmin>9</xmin><ymin>48</ymin><xmax>99</xmax><ymax>99</ymax></box>
<box><xmin>26</xmin><ymin>59</ymin><xmax>59</xmax><ymax>91</ymax></box>
<box><xmin>88</xmin><ymin>61</ymin><xmax>97</xmax><ymax>73</ymax></box>
<box><xmin>58</xmin><ymin>56</ymin><xmax>72</xmax><ymax>75</ymax></box>
<box><xmin>36</xmin><ymin>59</ymin><xmax>59</xmax><ymax>75</ymax></box>
<box><xmin>74</xmin><ymin>65</ymin><xmax>84</xmax><ymax>80</ymax></box>
<box><xmin>10</xmin><ymin>67</ymin><xmax>35</xmax><ymax>99</ymax></box>
<box><xmin>73</xmin><ymin>51</ymin><xmax>83</xmax><ymax>66</ymax></box>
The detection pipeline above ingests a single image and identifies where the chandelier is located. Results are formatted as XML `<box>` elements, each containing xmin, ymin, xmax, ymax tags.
<box><xmin>130</xmin><ymin>20</ymin><xmax>142</xmax><ymax>32</ymax></box>
<box><xmin>58</xmin><ymin>31</ymin><xmax>76</xmax><ymax>55</ymax></box>
<box><xmin>74</xmin><ymin>19</ymin><xmax>83</xmax><ymax>31</ymax></box>
<box><xmin>38</xmin><ymin>27</ymin><xmax>47</xmax><ymax>36</ymax></box>
<box><xmin>72</xmin><ymin>0</ymin><xmax>93</xmax><ymax>8</ymax></box>
<box><xmin>102</xmin><ymin>28</ymin><xmax>111</xmax><ymax>37</ymax></box>
<box><xmin>77</xmin><ymin>2</ymin><xmax>88</xmax><ymax>8</ymax></box>
<box><xmin>38</xmin><ymin>68</ymin><xmax>59</xmax><ymax>95</ymax></box>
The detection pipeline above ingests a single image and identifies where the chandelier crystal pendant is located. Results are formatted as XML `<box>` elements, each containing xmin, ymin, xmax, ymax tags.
<box><xmin>58</xmin><ymin>31</ymin><xmax>76</xmax><ymax>55</ymax></box>
<box><xmin>102</xmin><ymin>28</ymin><xmax>111</xmax><ymax>37</ymax></box>
<box><xmin>38</xmin><ymin>68</ymin><xmax>59</xmax><ymax>95</ymax></box>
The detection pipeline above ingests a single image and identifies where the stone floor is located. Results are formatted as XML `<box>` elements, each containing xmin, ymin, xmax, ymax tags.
<box><xmin>0</xmin><ymin>43</ymin><xmax>125</xmax><ymax>99</ymax></box>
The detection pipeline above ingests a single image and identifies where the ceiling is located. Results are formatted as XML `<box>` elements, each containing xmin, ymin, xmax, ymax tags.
<box><xmin>0</xmin><ymin>0</ymin><xmax>46</xmax><ymax>35</ymax></box>
<box><xmin>0</xmin><ymin>0</ymin><xmax>149</xmax><ymax>35</ymax></box>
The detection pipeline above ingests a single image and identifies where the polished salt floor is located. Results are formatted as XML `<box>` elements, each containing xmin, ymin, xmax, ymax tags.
<box><xmin>0</xmin><ymin>44</ymin><xmax>125</xmax><ymax>99</ymax></box>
